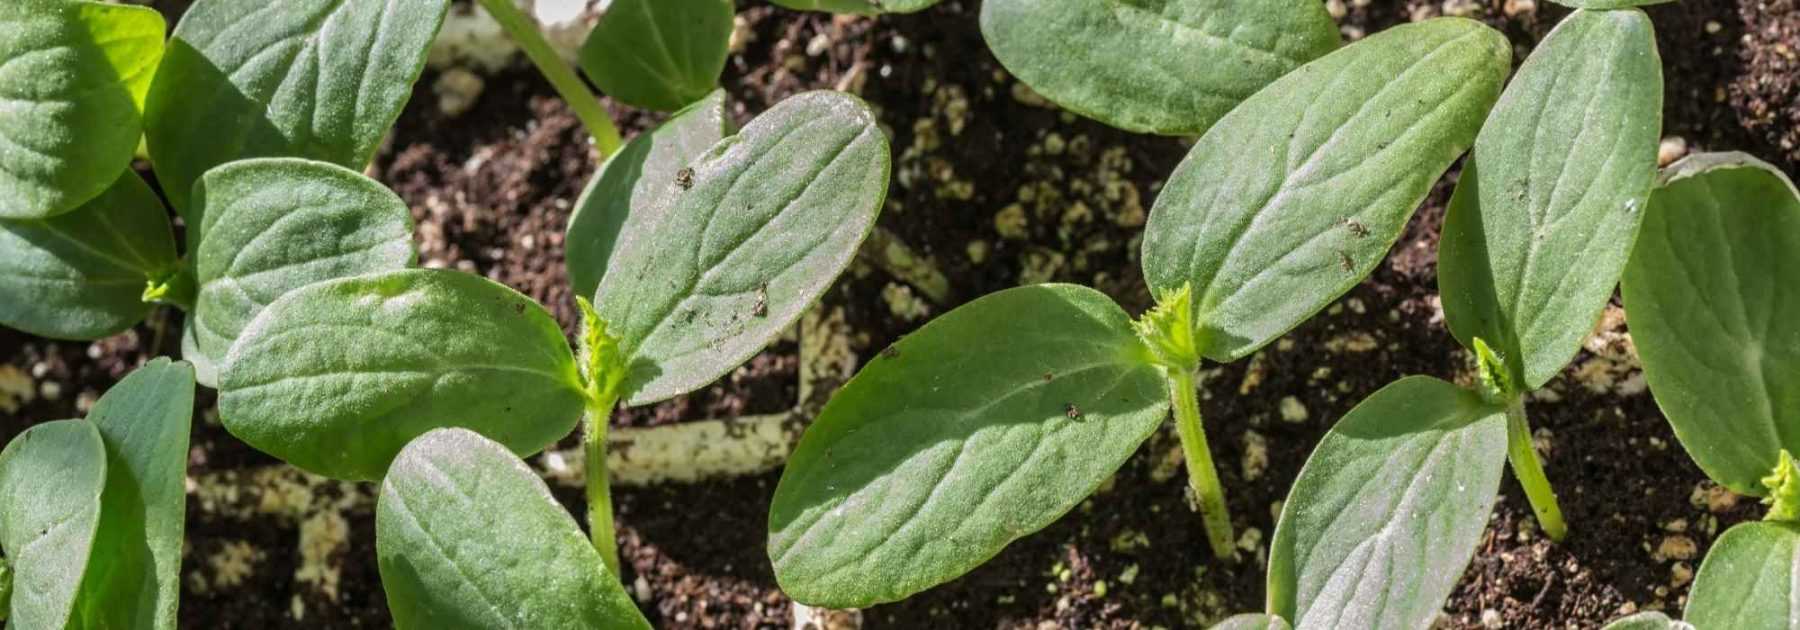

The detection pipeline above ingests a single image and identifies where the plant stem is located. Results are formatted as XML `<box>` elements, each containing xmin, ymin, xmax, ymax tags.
<box><xmin>584</xmin><ymin>393</ymin><xmax>622</xmax><ymax>577</ymax></box>
<box><xmin>475</xmin><ymin>0</ymin><xmax>623</xmax><ymax>157</ymax></box>
<box><xmin>1505</xmin><ymin>397</ymin><xmax>1568</xmax><ymax>541</ymax></box>
<box><xmin>1169</xmin><ymin>368</ymin><xmax>1235</xmax><ymax>560</ymax></box>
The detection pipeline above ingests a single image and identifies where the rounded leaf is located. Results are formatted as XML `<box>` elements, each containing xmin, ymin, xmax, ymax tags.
<box><xmin>980</xmin><ymin>0</ymin><xmax>1339</xmax><ymax>136</ymax></box>
<box><xmin>1439</xmin><ymin>8</ymin><xmax>1663</xmax><ymax>391</ymax></box>
<box><xmin>769</xmin><ymin>284</ymin><xmax>1168</xmax><ymax>607</ymax></box>
<box><xmin>218</xmin><ymin>269</ymin><xmax>586</xmax><ymax>481</ymax></box>
<box><xmin>1622</xmin><ymin>153</ymin><xmax>1800</xmax><ymax>495</ymax></box>
<box><xmin>190</xmin><ymin>158</ymin><xmax>417</xmax><ymax>385</ymax></box>
<box><xmin>1141</xmin><ymin>18</ymin><xmax>1510</xmax><ymax>362</ymax></box>
<box><xmin>1685</xmin><ymin>522</ymin><xmax>1800</xmax><ymax>629</ymax></box>
<box><xmin>0</xmin><ymin>170</ymin><xmax>176</xmax><ymax>340</ymax></box>
<box><xmin>0</xmin><ymin>0</ymin><xmax>163</xmax><ymax>219</ymax></box>
<box><xmin>1268</xmin><ymin>376</ymin><xmax>1508</xmax><ymax>630</ymax></box>
<box><xmin>0</xmin><ymin>419</ymin><xmax>106</xmax><ymax>630</ymax></box>
<box><xmin>567</xmin><ymin>89</ymin><xmax>731</xmax><ymax>298</ymax></box>
<box><xmin>378</xmin><ymin>429</ymin><xmax>651</xmax><ymax>630</ymax></box>
<box><xmin>596</xmin><ymin>91</ymin><xmax>889</xmax><ymax>405</ymax></box>
<box><xmin>145</xmin><ymin>0</ymin><xmax>451</xmax><ymax>214</ymax></box>
<box><xmin>578</xmin><ymin>0</ymin><xmax>733</xmax><ymax>112</ymax></box>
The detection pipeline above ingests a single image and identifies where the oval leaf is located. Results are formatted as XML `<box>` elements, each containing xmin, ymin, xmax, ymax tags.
<box><xmin>190</xmin><ymin>158</ymin><xmax>417</xmax><ymax>385</ymax></box>
<box><xmin>0</xmin><ymin>419</ymin><xmax>106</xmax><ymax>629</ymax></box>
<box><xmin>596</xmin><ymin>91</ymin><xmax>889</xmax><ymax>405</ymax></box>
<box><xmin>218</xmin><ymin>269</ymin><xmax>586</xmax><ymax>481</ymax></box>
<box><xmin>0</xmin><ymin>0</ymin><xmax>162</xmax><ymax>219</ymax></box>
<box><xmin>768</xmin><ymin>284</ymin><xmax>1168</xmax><ymax>607</ymax></box>
<box><xmin>378</xmin><ymin>429</ymin><xmax>651</xmax><ymax>630</ymax></box>
<box><xmin>578</xmin><ymin>0</ymin><xmax>733</xmax><ymax>112</ymax></box>
<box><xmin>75</xmin><ymin>358</ymin><xmax>195</xmax><ymax>630</ymax></box>
<box><xmin>1213</xmin><ymin>614</ymin><xmax>1293</xmax><ymax>630</ymax></box>
<box><xmin>1268</xmin><ymin>376</ymin><xmax>1508</xmax><ymax>630</ymax></box>
<box><xmin>1622</xmin><ymin>153</ymin><xmax>1800</xmax><ymax>494</ymax></box>
<box><xmin>567</xmin><ymin>89</ymin><xmax>731</xmax><ymax>298</ymax></box>
<box><xmin>144</xmin><ymin>0</ymin><xmax>450</xmax><ymax>214</ymax></box>
<box><xmin>0</xmin><ymin>170</ymin><xmax>177</xmax><ymax>340</ymax></box>
<box><xmin>980</xmin><ymin>0</ymin><xmax>1339</xmax><ymax>136</ymax></box>
<box><xmin>1439</xmin><ymin>9</ymin><xmax>1663</xmax><ymax>391</ymax></box>
<box><xmin>1685</xmin><ymin>522</ymin><xmax>1800</xmax><ymax>629</ymax></box>
<box><xmin>1141</xmin><ymin>18</ymin><xmax>1510</xmax><ymax>362</ymax></box>
<box><xmin>1601</xmin><ymin>612</ymin><xmax>1693</xmax><ymax>630</ymax></box>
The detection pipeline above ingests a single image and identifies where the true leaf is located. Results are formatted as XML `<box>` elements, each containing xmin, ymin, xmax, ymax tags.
<box><xmin>144</xmin><ymin>0</ymin><xmax>450</xmax><ymax>214</ymax></box>
<box><xmin>377</xmin><ymin>429</ymin><xmax>651</xmax><ymax>630</ymax></box>
<box><xmin>768</xmin><ymin>284</ymin><xmax>1168</xmax><ymax>607</ymax></box>
<box><xmin>1600</xmin><ymin>612</ymin><xmax>1694</xmax><ymax>630</ymax></box>
<box><xmin>980</xmin><ymin>0</ymin><xmax>1340</xmax><ymax>136</ymax></box>
<box><xmin>218</xmin><ymin>269</ymin><xmax>586</xmax><ymax>481</ymax></box>
<box><xmin>1621</xmin><ymin>153</ymin><xmax>1800</xmax><ymax>495</ymax></box>
<box><xmin>768</xmin><ymin>0</ymin><xmax>940</xmax><ymax>15</ymax></box>
<box><xmin>0</xmin><ymin>0</ymin><xmax>163</xmax><ymax>219</ymax></box>
<box><xmin>567</xmin><ymin>89</ymin><xmax>731</xmax><ymax>298</ymax></box>
<box><xmin>1267</xmin><ymin>376</ymin><xmax>1508</xmax><ymax>630</ymax></box>
<box><xmin>189</xmin><ymin>158</ymin><xmax>416</xmax><ymax>386</ymax></box>
<box><xmin>73</xmin><ymin>358</ymin><xmax>195</xmax><ymax>630</ymax></box>
<box><xmin>1213</xmin><ymin>614</ymin><xmax>1293</xmax><ymax>630</ymax></box>
<box><xmin>0</xmin><ymin>170</ymin><xmax>177</xmax><ymax>340</ymax></box>
<box><xmin>0</xmin><ymin>420</ymin><xmax>106</xmax><ymax>630</ymax></box>
<box><xmin>1141</xmin><ymin>18</ymin><xmax>1510</xmax><ymax>362</ymax></box>
<box><xmin>1684</xmin><ymin>522</ymin><xmax>1800</xmax><ymax>629</ymax></box>
<box><xmin>578</xmin><ymin>0</ymin><xmax>733</xmax><ymax>112</ymax></box>
<box><xmin>596</xmin><ymin>91</ymin><xmax>888</xmax><ymax>405</ymax></box>
<box><xmin>1439</xmin><ymin>8</ymin><xmax>1662</xmax><ymax>391</ymax></box>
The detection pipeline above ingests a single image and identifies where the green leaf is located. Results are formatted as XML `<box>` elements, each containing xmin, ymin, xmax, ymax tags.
<box><xmin>1549</xmin><ymin>0</ymin><xmax>1672</xmax><ymax>8</ymax></box>
<box><xmin>768</xmin><ymin>0</ymin><xmax>940</xmax><ymax>15</ymax></box>
<box><xmin>144</xmin><ymin>0</ymin><xmax>451</xmax><ymax>214</ymax></box>
<box><xmin>1621</xmin><ymin>153</ymin><xmax>1800</xmax><ymax>495</ymax></box>
<box><xmin>377</xmin><ymin>429</ymin><xmax>651</xmax><ymax>630</ymax></box>
<box><xmin>1141</xmin><ymin>18</ymin><xmax>1509</xmax><ymax>362</ymax></box>
<box><xmin>980</xmin><ymin>0</ymin><xmax>1339</xmax><ymax>136</ymax></box>
<box><xmin>218</xmin><ymin>269</ymin><xmax>586</xmax><ymax>481</ymax></box>
<box><xmin>1212</xmin><ymin>614</ymin><xmax>1293</xmax><ymax>630</ymax></box>
<box><xmin>596</xmin><ymin>91</ymin><xmax>888</xmax><ymax>405</ymax></box>
<box><xmin>0</xmin><ymin>419</ymin><xmax>106</xmax><ymax>629</ymax></box>
<box><xmin>189</xmin><ymin>158</ymin><xmax>416</xmax><ymax>386</ymax></box>
<box><xmin>74</xmin><ymin>358</ymin><xmax>196</xmax><ymax>630</ymax></box>
<box><xmin>1268</xmin><ymin>376</ymin><xmax>1508</xmax><ymax>630</ymax></box>
<box><xmin>1601</xmin><ymin>612</ymin><xmax>1693</xmax><ymax>630</ymax></box>
<box><xmin>567</xmin><ymin>89</ymin><xmax>731</xmax><ymax>299</ymax></box>
<box><xmin>0</xmin><ymin>170</ymin><xmax>177</xmax><ymax>340</ymax></box>
<box><xmin>1685</xmin><ymin>522</ymin><xmax>1800</xmax><ymax>629</ymax></box>
<box><xmin>1439</xmin><ymin>9</ymin><xmax>1663</xmax><ymax>391</ymax></box>
<box><xmin>0</xmin><ymin>0</ymin><xmax>163</xmax><ymax>219</ymax></box>
<box><xmin>578</xmin><ymin>0</ymin><xmax>733</xmax><ymax>112</ymax></box>
<box><xmin>768</xmin><ymin>284</ymin><xmax>1168</xmax><ymax>607</ymax></box>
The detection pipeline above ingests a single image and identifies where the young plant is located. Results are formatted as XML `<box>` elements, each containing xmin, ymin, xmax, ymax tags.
<box><xmin>1259</xmin><ymin>7</ymin><xmax>1662</xmax><ymax>628</ymax></box>
<box><xmin>0</xmin><ymin>359</ymin><xmax>195</xmax><ymax>628</ymax></box>
<box><xmin>980</xmin><ymin>0</ymin><xmax>1340</xmax><ymax>136</ymax></box>
<box><xmin>208</xmin><ymin>90</ymin><xmax>891</xmax><ymax>624</ymax></box>
<box><xmin>767</xmin><ymin>18</ymin><xmax>1508</xmax><ymax>608</ymax></box>
<box><xmin>1602</xmin><ymin>153</ymin><xmax>1800</xmax><ymax>630</ymax></box>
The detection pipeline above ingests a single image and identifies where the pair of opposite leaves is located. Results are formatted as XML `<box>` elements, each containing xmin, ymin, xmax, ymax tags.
<box><xmin>0</xmin><ymin>0</ymin><xmax>452</xmax><ymax>342</ymax></box>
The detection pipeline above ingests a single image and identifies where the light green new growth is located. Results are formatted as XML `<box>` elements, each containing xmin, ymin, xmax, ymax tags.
<box><xmin>140</xmin><ymin>267</ymin><xmax>195</xmax><ymax>311</ymax></box>
<box><xmin>1476</xmin><ymin>336</ymin><xmax>1566</xmax><ymax>541</ymax></box>
<box><xmin>1473</xmin><ymin>337</ymin><xmax>1516</xmax><ymax>401</ymax></box>
<box><xmin>1137</xmin><ymin>284</ymin><xmax>1233</xmax><ymax>559</ymax></box>
<box><xmin>577</xmin><ymin>297</ymin><xmax>627</xmax><ymax>577</ymax></box>
<box><xmin>1763</xmin><ymin>450</ymin><xmax>1800</xmax><ymax>523</ymax></box>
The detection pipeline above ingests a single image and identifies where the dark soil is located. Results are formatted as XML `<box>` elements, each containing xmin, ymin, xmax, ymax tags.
<box><xmin>1</xmin><ymin>0</ymin><xmax>1795</xmax><ymax>628</ymax></box>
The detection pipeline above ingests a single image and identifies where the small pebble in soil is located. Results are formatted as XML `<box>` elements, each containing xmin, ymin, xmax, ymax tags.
<box><xmin>1279</xmin><ymin>396</ymin><xmax>1309</xmax><ymax>423</ymax></box>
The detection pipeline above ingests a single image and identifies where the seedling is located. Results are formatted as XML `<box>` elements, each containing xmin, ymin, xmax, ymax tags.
<box><xmin>1258</xmin><ymin>8</ymin><xmax>1664</xmax><ymax>629</ymax></box>
<box><xmin>767</xmin><ymin>18</ymin><xmax>1509</xmax><ymax>608</ymax></box>
<box><xmin>0</xmin><ymin>359</ymin><xmax>195</xmax><ymax>628</ymax></box>
<box><xmin>1603</xmin><ymin>153</ymin><xmax>1800</xmax><ymax>630</ymax></box>
<box><xmin>981</xmin><ymin>0</ymin><xmax>1340</xmax><ymax>136</ymax></box>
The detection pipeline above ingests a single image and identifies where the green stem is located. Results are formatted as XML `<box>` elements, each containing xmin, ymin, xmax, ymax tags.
<box><xmin>1169</xmin><ymin>368</ymin><xmax>1235</xmax><ymax>560</ymax></box>
<box><xmin>475</xmin><ymin>0</ymin><xmax>623</xmax><ymax>158</ymax></box>
<box><xmin>584</xmin><ymin>394</ymin><xmax>622</xmax><ymax>577</ymax></box>
<box><xmin>1505</xmin><ymin>397</ymin><xmax>1567</xmax><ymax>541</ymax></box>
